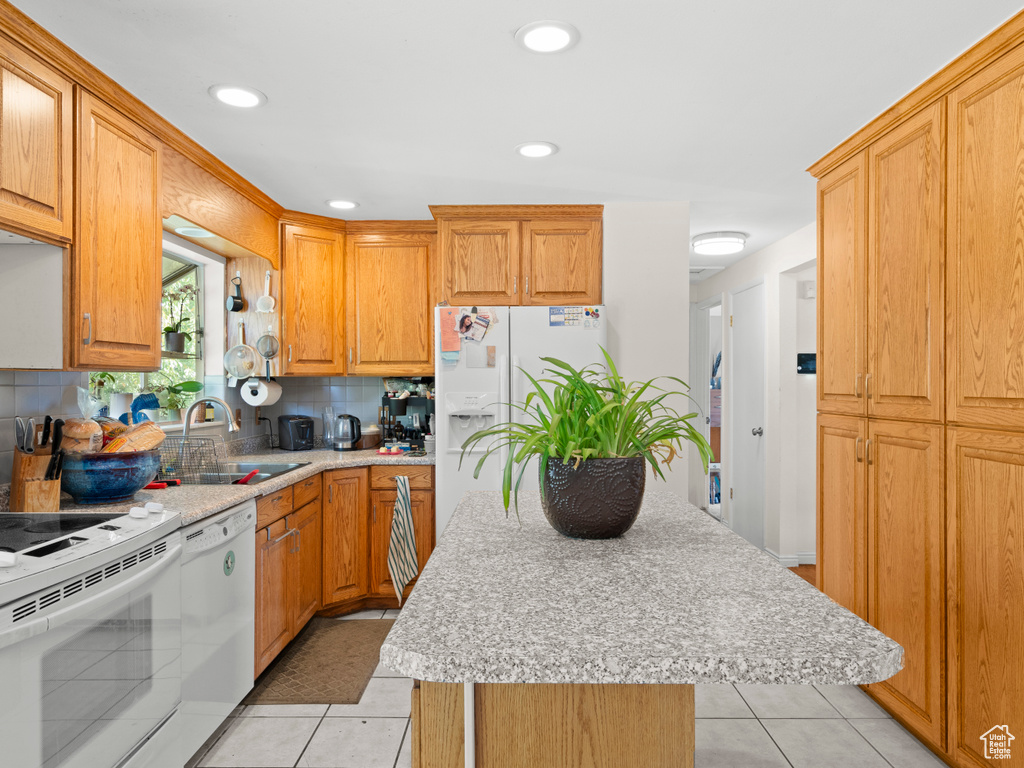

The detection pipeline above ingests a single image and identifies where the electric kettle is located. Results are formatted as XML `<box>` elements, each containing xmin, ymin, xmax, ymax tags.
<box><xmin>334</xmin><ymin>414</ymin><xmax>361</xmax><ymax>451</ymax></box>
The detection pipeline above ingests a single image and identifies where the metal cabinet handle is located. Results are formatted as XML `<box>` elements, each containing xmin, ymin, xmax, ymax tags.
<box><xmin>329</xmin><ymin>483</ymin><xmax>333</xmax><ymax>503</ymax></box>
<box><xmin>855</xmin><ymin>373</ymin><xmax>862</xmax><ymax>398</ymax></box>
<box><xmin>525</xmin><ymin>276</ymin><xmax>529</xmax><ymax>294</ymax></box>
<box><xmin>513</xmin><ymin>276</ymin><xmax>517</xmax><ymax>295</ymax></box>
<box><xmin>751</xmin><ymin>427</ymin><xmax>763</xmax><ymax>436</ymax></box>
<box><xmin>272</xmin><ymin>528</ymin><xmax>292</xmax><ymax>544</ymax></box>
<box><xmin>855</xmin><ymin>437</ymin><xmax>863</xmax><ymax>463</ymax></box>
<box><xmin>291</xmin><ymin>528</ymin><xmax>300</xmax><ymax>554</ymax></box>
<box><xmin>865</xmin><ymin>439</ymin><xmax>873</xmax><ymax>465</ymax></box>
<box><xmin>865</xmin><ymin>373</ymin><xmax>872</xmax><ymax>399</ymax></box>
<box><xmin>349</xmin><ymin>348</ymin><xmax>353</xmax><ymax>364</ymax></box>
<box><xmin>83</xmin><ymin>313</ymin><xmax>92</xmax><ymax>345</ymax></box>
<box><xmin>289</xmin><ymin>344</ymin><xmax>293</xmax><ymax>363</ymax></box>
<box><xmin>373</xmin><ymin>504</ymin><xmax>376</xmax><ymax>523</ymax></box>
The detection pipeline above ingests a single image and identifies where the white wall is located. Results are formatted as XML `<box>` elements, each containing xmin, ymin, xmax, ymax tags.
<box><xmin>603</xmin><ymin>202</ymin><xmax>691</xmax><ymax>500</ymax></box>
<box><xmin>690</xmin><ymin>223</ymin><xmax>816</xmax><ymax>564</ymax></box>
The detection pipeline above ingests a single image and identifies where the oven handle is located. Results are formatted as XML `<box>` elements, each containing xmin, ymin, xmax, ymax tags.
<box><xmin>0</xmin><ymin>542</ymin><xmax>182</xmax><ymax>650</ymax></box>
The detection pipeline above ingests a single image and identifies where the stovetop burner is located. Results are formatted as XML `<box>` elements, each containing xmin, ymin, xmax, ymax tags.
<box><xmin>0</xmin><ymin>513</ymin><xmax>122</xmax><ymax>554</ymax></box>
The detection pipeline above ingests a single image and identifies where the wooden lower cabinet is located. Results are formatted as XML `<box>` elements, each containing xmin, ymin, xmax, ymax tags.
<box><xmin>322</xmin><ymin>468</ymin><xmax>369</xmax><ymax>605</ymax></box>
<box><xmin>817</xmin><ymin>413</ymin><xmax>867</xmax><ymax>618</ymax></box>
<box><xmin>946</xmin><ymin>427</ymin><xmax>1024</xmax><ymax>768</ymax></box>
<box><xmin>864</xmin><ymin>420</ymin><xmax>945</xmax><ymax>750</ymax></box>
<box><xmin>370</xmin><ymin>488</ymin><xmax>434</xmax><ymax>598</ymax></box>
<box><xmin>254</xmin><ymin>497</ymin><xmax>322</xmax><ymax>678</ymax></box>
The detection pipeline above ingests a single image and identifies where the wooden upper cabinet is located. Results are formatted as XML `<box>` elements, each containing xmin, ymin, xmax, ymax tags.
<box><xmin>947</xmin><ymin>46</ymin><xmax>1024</xmax><ymax>430</ymax></box>
<box><xmin>440</xmin><ymin>218</ymin><xmax>518</xmax><ymax>305</ymax></box>
<box><xmin>322</xmin><ymin>468</ymin><xmax>369</xmax><ymax>606</ymax></box>
<box><xmin>521</xmin><ymin>218</ymin><xmax>602</xmax><ymax>306</ymax></box>
<box><xmin>867</xmin><ymin>103</ymin><xmax>944</xmax><ymax>423</ymax></box>
<box><xmin>280</xmin><ymin>223</ymin><xmax>345</xmax><ymax>375</ymax></box>
<box><xmin>817</xmin><ymin>152</ymin><xmax>867</xmax><ymax>416</ymax></box>
<box><xmin>71</xmin><ymin>91</ymin><xmax>162</xmax><ymax>371</ymax></box>
<box><xmin>347</xmin><ymin>231</ymin><xmax>436</xmax><ymax>375</ymax></box>
<box><xmin>0</xmin><ymin>37</ymin><xmax>73</xmax><ymax>242</ymax></box>
<box><xmin>946</xmin><ymin>427</ymin><xmax>1024</xmax><ymax>767</ymax></box>
<box><xmin>816</xmin><ymin>413</ymin><xmax>867</xmax><ymax>619</ymax></box>
<box><xmin>865</xmin><ymin>419</ymin><xmax>945</xmax><ymax>750</ymax></box>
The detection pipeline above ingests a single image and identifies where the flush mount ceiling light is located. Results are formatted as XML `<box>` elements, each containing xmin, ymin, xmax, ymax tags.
<box><xmin>174</xmin><ymin>225</ymin><xmax>214</xmax><ymax>238</ymax></box>
<box><xmin>515</xmin><ymin>20</ymin><xmax>580</xmax><ymax>53</ymax></box>
<box><xmin>692</xmin><ymin>232</ymin><xmax>748</xmax><ymax>256</ymax></box>
<box><xmin>208</xmin><ymin>84</ymin><xmax>267</xmax><ymax>108</ymax></box>
<box><xmin>326</xmin><ymin>199</ymin><xmax>359</xmax><ymax>210</ymax></box>
<box><xmin>515</xmin><ymin>141</ymin><xmax>559</xmax><ymax>158</ymax></box>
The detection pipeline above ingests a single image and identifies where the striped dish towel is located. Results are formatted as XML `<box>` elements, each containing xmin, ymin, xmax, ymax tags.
<box><xmin>387</xmin><ymin>476</ymin><xmax>419</xmax><ymax>605</ymax></box>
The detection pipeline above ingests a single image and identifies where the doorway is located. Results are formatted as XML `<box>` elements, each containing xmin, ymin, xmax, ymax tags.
<box><xmin>730</xmin><ymin>282</ymin><xmax>765</xmax><ymax>549</ymax></box>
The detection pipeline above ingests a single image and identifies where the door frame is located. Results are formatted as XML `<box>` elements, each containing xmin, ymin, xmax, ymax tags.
<box><xmin>727</xmin><ymin>278</ymin><xmax>767</xmax><ymax>547</ymax></box>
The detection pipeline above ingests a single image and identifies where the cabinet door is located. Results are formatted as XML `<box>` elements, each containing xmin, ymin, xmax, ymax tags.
<box><xmin>867</xmin><ymin>103</ymin><xmax>944</xmax><ymax>422</ymax></box>
<box><xmin>290</xmin><ymin>498</ymin><xmax>322</xmax><ymax>633</ymax></box>
<box><xmin>0</xmin><ymin>38</ymin><xmax>72</xmax><ymax>241</ymax></box>
<box><xmin>947</xmin><ymin>427</ymin><xmax>1024</xmax><ymax>767</ymax></box>
<box><xmin>72</xmin><ymin>91</ymin><xmax>162</xmax><ymax>371</ymax></box>
<box><xmin>520</xmin><ymin>219</ymin><xmax>601</xmax><ymax>306</ymax></box>
<box><xmin>281</xmin><ymin>223</ymin><xmax>345</xmax><ymax>375</ymax></box>
<box><xmin>322</xmin><ymin>468</ymin><xmax>369</xmax><ymax>605</ymax></box>
<box><xmin>817</xmin><ymin>413</ymin><xmax>867</xmax><ymax>618</ymax></box>
<box><xmin>948</xmin><ymin>47</ymin><xmax>1024</xmax><ymax>430</ymax></box>
<box><xmin>347</xmin><ymin>232</ymin><xmax>435</xmax><ymax>375</ymax></box>
<box><xmin>865</xmin><ymin>420</ymin><xmax>945</xmax><ymax>749</ymax></box>
<box><xmin>255</xmin><ymin>518</ymin><xmax>293</xmax><ymax>678</ymax></box>
<box><xmin>440</xmin><ymin>219</ymin><xmax>519</xmax><ymax>305</ymax></box>
<box><xmin>370</xmin><ymin>489</ymin><xmax>434</xmax><ymax>598</ymax></box>
<box><xmin>817</xmin><ymin>152</ymin><xmax>867</xmax><ymax>416</ymax></box>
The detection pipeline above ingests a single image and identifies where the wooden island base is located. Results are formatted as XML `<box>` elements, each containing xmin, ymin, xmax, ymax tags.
<box><xmin>411</xmin><ymin>680</ymin><xmax>695</xmax><ymax>768</ymax></box>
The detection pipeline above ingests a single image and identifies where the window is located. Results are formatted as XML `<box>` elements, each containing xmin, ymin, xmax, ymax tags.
<box><xmin>91</xmin><ymin>253</ymin><xmax>205</xmax><ymax>422</ymax></box>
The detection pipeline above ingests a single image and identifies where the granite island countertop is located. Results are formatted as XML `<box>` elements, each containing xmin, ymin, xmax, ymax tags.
<box><xmin>52</xmin><ymin>448</ymin><xmax>434</xmax><ymax>526</ymax></box>
<box><xmin>379</xmin><ymin>490</ymin><xmax>903</xmax><ymax>686</ymax></box>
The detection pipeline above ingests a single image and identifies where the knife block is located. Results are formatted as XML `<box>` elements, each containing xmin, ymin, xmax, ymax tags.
<box><xmin>9</xmin><ymin>450</ymin><xmax>61</xmax><ymax>513</ymax></box>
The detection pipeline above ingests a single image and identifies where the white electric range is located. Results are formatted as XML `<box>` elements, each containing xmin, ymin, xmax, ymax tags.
<box><xmin>0</xmin><ymin>506</ymin><xmax>182</xmax><ymax>768</ymax></box>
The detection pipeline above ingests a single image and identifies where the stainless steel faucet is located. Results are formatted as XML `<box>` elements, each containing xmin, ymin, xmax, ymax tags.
<box><xmin>182</xmin><ymin>397</ymin><xmax>241</xmax><ymax>435</ymax></box>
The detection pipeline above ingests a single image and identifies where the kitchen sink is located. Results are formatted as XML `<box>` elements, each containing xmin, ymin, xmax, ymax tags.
<box><xmin>210</xmin><ymin>462</ymin><xmax>310</xmax><ymax>485</ymax></box>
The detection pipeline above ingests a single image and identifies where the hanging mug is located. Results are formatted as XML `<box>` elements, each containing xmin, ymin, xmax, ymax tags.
<box><xmin>226</xmin><ymin>273</ymin><xmax>245</xmax><ymax>312</ymax></box>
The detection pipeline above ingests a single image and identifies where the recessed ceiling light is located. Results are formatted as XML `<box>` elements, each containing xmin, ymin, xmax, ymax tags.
<box><xmin>326</xmin><ymin>200</ymin><xmax>359</xmax><ymax>210</ymax></box>
<box><xmin>515</xmin><ymin>21</ymin><xmax>580</xmax><ymax>53</ymax></box>
<box><xmin>208</xmin><ymin>84</ymin><xmax>267</xmax><ymax>108</ymax></box>
<box><xmin>174</xmin><ymin>226</ymin><xmax>214</xmax><ymax>238</ymax></box>
<box><xmin>692</xmin><ymin>232</ymin><xmax>748</xmax><ymax>256</ymax></box>
<box><xmin>515</xmin><ymin>142</ymin><xmax>559</xmax><ymax>158</ymax></box>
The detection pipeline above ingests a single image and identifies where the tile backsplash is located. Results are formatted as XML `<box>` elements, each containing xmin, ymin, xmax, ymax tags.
<box><xmin>0</xmin><ymin>370</ymin><xmax>388</xmax><ymax>483</ymax></box>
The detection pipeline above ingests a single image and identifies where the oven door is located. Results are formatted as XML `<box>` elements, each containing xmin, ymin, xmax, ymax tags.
<box><xmin>0</xmin><ymin>535</ymin><xmax>181</xmax><ymax>768</ymax></box>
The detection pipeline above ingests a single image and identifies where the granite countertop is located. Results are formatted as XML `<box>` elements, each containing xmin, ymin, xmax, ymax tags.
<box><xmin>379</xmin><ymin>490</ymin><xmax>903</xmax><ymax>686</ymax></box>
<box><xmin>56</xmin><ymin>448</ymin><xmax>434</xmax><ymax>526</ymax></box>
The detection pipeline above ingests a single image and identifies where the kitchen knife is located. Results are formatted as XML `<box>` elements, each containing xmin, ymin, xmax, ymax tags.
<box><xmin>41</xmin><ymin>415</ymin><xmax>52</xmax><ymax>447</ymax></box>
<box><xmin>14</xmin><ymin>417</ymin><xmax>25</xmax><ymax>453</ymax></box>
<box><xmin>23</xmin><ymin>418</ymin><xmax>35</xmax><ymax>453</ymax></box>
<box><xmin>44</xmin><ymin>420</ymin><xmax>64</xmax><ymax>480</ymax></box>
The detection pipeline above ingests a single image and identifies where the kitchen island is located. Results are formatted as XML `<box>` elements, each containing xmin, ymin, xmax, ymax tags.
<box><xmin>380</xmin><ymin>490</ymin><xmax>902</xmax><ymax>768</ymax></box>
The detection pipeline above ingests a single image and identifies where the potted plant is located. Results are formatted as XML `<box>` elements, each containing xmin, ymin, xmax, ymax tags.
<box><xmin>162</xmin><ymin>284</ymin><xmax>199</xmax><ymax>354</ymax></box>
<box><xmin>461</xmin><ymin>348</ymin><xmax>713</xmax><ymax>539</ymax></box>
<box><xmin>149</xmin><ymin>380</ymin><xmax>204</xmax><ymax>422</ymax></box>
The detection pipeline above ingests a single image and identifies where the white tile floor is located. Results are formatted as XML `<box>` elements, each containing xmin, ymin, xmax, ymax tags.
<box><xmin>189</xmin><ymin>612</ymin><xmax>946</xmax><ymax>768</ymax></box>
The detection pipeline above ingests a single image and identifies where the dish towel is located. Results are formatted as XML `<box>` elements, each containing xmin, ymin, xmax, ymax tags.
<box><xmin>387</xmin><ymin>476</ymin><xmax>419</xmax><ymax>605</ymax></box>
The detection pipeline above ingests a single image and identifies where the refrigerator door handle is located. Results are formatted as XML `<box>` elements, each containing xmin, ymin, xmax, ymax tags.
<box><xmin>499</xmin><ymin>353</ymin><xmax>509</xmax><ymax>472</ymax></box>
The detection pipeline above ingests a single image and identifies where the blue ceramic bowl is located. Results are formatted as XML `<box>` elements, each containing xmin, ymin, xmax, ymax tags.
<box><xmin>60</xmin><ymin>450</ymin><xmax>161</xmax><ymax>505</ymax></box>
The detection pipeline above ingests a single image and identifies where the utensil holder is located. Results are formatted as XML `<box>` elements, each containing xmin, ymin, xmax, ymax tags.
<box><xmin>10</xmin><ymin>450</ymin><xmax>61</xmax><ymax>513</ymax></box>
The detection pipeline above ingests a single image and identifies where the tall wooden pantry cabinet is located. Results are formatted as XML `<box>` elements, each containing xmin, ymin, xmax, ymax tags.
<box><xmin>812</xmin><ymin>11</ymin><xmax>1024</xmax><ymax>768</ymax></box>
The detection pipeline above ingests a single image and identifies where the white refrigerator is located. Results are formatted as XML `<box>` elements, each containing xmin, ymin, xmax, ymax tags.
<box><xmin>434</xmin><ymin>305</ymin><xmax>608</xmax><ymax>537</ymax></box>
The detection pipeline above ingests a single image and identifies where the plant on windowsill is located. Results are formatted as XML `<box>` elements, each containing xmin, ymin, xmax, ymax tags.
<box><xmin>150</xmin><ymin>380</ymin><xmax>203</xmax><ymax>422</ymax></box>
<box><xmin>460</xmin><ymin>347</ymin><xmax>713</xmax><ymax>539</ymax></box>
<box><xmin>162</xmin><ymin>284</ymin><xmax>199</xmax><ymax>354</ymax></box>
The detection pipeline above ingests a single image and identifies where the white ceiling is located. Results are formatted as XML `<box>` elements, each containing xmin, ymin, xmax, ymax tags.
<box><xmin>13</xmin><ymin>1</ymin><xmax>1022</xmax><ymax>268</ymax></box>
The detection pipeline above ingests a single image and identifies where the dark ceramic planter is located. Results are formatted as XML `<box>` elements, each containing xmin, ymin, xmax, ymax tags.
<box><xmin>164</xmin><ymin>332</ymin><xmax>186</xmax><ymax>354</ymax></box>
<box><xmin>540</xmin><ymin>457</ymin><xmax>646</xmax><ymax>539</ymax></box>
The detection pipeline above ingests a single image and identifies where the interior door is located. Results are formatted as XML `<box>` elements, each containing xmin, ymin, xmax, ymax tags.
<box><xmin>730</xmin><ymin>284</ymin><xmax>765</xmax><ymax>549</ymax></box>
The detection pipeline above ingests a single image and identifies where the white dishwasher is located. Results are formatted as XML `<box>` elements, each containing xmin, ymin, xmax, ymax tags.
<box><xmin>180</xmin><ymin>500</ymin><xmax>256</xmax><ymax>764</ymax></box>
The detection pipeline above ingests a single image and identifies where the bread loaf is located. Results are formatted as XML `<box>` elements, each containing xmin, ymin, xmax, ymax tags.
<box><xmin>101</xmin><ymin>421</ymin><xmax>165</xmax><ymax>453</ymax></box>
<box><xmin>62</xmin><ymin>419</ymin><xmax>102</xmax><ymax>453</ymax></box>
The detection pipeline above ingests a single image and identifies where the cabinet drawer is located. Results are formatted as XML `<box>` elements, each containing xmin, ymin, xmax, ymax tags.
<box><xmin>293</xmin><ymin>473</ymin><xmax>321</xmax><ymax>509</ymax></box>
<box><xmin>257</xmin><ymin>486</ymin><xmax>294</xmax><ymax>528</ymax></box>
<box><xmin>370</xmin><ymin>465</ymin><xmax>434</xmax><ymax>490</ymax></box>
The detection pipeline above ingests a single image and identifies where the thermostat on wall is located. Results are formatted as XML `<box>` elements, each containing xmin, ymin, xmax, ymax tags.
<box><xmin>797</xmin><ymin>353</ymin><xmax>816</xmax><ymax>374</ymax></box>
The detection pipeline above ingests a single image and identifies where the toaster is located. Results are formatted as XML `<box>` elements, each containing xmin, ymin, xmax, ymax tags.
<box><xmin>278</xmin><ymin>415</ymin><xmax>315</xmax><ymax>451</ymax></box>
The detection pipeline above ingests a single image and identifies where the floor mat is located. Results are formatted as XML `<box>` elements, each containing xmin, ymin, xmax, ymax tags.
<box><xmin>244</xmin><ymin>618</ymin><xmax>395</xmax><ymax>705</ymax></box>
